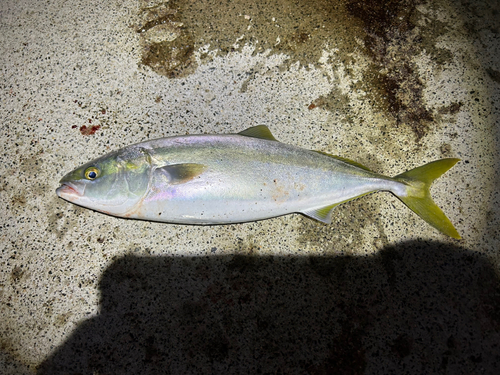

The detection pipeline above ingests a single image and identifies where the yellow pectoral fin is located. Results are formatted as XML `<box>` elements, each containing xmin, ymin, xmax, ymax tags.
<box><xmin>155</xmin><ymin>163</ymin><xmax>207</xmax><ymax>185</ymax></box>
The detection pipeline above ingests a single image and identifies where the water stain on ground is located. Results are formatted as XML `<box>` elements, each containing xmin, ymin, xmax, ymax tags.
<box><xmin>345</xmin><ymin>0</ymin><xmax>440</xmax><ymax>142</ymax></box>
<box><xmin>135</xmin><ymin>0</ymin><xmax>196</xmax><ymax>78</ymax></box>
<box><xmin>19</xmin><ymin>152</ymin><xmax>44</xmax><ymax>176</ymax></box>
<box><xmin>46</xmin><ymin>199</ymin><xmax>86</xmax><ymax>239</ymax></box>
<box><xmin>10</xmin><ymin>266</ymin><xmax>25</xmax><ymax>283</ymax></box>
<box><xmin>10</xmin><ymin>195</ymin><xmax>27</xmax><ymax>208</ymax></box>
<box><xmin>135</xmin><ymin>0</ymin><xmax>359</xmax><ymax>78</ymax></box>
<box><xmin>135</xmin><ymin>0</ymin><xmax>460</xmax><ymax>143</ymax></box>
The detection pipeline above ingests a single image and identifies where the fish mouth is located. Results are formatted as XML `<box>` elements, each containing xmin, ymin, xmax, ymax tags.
<box><xmin>56</xmin><ymin>182</ymin><xmax>83</xmax><ymax>201</ymax></box>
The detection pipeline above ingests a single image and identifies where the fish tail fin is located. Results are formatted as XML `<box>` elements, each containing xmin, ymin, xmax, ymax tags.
<box><xmin>393</xmin><ymin>158</ymin><xmax>461</xmax><ymax>239</ymax></box>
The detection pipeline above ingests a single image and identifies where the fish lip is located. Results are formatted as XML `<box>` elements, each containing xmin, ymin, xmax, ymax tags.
<box><xmin>56</xmin><ymin>182</ymin><xmax>82</xmax><ymax>199</ymax></box>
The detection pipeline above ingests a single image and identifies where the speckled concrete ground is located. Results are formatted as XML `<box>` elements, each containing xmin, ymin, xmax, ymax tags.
<box><xmin>1</xmin><ymin>0</ymin><xmax>499</xmax><ymax>373</ymax></box>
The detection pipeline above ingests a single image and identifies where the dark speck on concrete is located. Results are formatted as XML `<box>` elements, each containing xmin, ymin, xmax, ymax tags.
<box><xmin>486</xmin><ymin>68</ymin><xmax>500</xmax><ymax>83</ymax></box>
<box><xmin>345</xmin><ymin>0</ymin><xmax>436</xmax><ymax>141</ymax></box>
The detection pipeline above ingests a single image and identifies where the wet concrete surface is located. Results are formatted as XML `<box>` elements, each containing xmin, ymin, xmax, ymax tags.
<box><xmin>1</xmin><ymin>0</ymin><xmax>499</xmax><ymax>373</ymax></box>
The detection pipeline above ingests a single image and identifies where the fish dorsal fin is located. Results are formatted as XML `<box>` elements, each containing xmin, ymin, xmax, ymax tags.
<box><xmin>313</xmin><ymin>151</ymin><xmax>372</xmax><ymax>171</ymax></box>
<box><xmin>238</xmin><ymin>125</ymin><xmax>277</xmax><ymax>141</ymax></box>
<box><xmin>301</xmin><ymin>203</ymin><xmax>339</xmax><ymax>224</ymax></box>
<box><xmin>154</xmin><ymin>163</ymin><xmax>207</xmax><ymax>185</ymax></box>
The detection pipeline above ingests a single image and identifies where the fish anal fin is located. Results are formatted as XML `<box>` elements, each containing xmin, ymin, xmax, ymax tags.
<box><xmin>301</xmin><ymin>192</ymin><xmax>375</xmax><ymax>224</ymax></box>
<box><xmin>238</xmin><ymin>125</ymin><xmax>277</xmax><ymax>141</ymax></box>
<box><xmin>155</xmin><ymin>163</ymin><xmax>207</xmax><ymax>185</ymax></box>
<box><xmin>301</xmin><ymin>203</ymin><xmax>339</xmax><ymax>224</ymax></box>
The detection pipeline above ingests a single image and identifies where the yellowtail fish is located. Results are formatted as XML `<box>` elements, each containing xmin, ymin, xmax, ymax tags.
<box><xmin>56</xmin><ymin>126</ymin><xmax>461</xmax><ymax>238</ymax></box>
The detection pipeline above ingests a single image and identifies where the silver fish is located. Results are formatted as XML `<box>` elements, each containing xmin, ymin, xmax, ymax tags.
<box><xmin>56</xmin><ymin>126</ymin><xmax>460</xmax><ymax>238</ymax></box>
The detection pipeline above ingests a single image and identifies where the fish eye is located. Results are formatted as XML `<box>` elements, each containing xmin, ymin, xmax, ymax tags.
<box><xmin>84</xmin><ymin>167</ymin><xmax>100</xmax><ymax>180</ymax></box>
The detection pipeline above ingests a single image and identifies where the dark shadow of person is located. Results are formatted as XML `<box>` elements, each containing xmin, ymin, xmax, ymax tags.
<box><xmin>37</xmin><ymin>241</ymin><xmax>500</xmax><ymax>374</ymax></box>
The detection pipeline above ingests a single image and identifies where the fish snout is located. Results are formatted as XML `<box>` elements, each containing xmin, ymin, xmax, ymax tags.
<box><xmin>56</xmin><ymin>182</ymin><xmax>83</xmax><ymax>201</ymax></box>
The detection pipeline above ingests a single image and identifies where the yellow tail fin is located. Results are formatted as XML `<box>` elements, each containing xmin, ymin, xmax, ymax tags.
<box><xmin>393</xmin><ymin>158</ymin><xmax>461</xmax><ymax>239</ymax></box>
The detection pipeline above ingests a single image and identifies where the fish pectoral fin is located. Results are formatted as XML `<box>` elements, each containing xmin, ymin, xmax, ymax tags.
<box><xmin>155</xmin><ymin>163</ymin><xmax>207</xmax><ymax>185</ymax></box>
<box><xmin>301</xmin><ymin>203</ymin><xmax>340</xmax><ymax>224</ymax></box>
<box><xmin>238</xmin><ymin>125</ymin><xmax>278</xmax><ymax>141</ymax></box>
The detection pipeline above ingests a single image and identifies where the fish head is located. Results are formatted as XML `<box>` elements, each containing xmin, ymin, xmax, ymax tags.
<box><xmin>56</xmin><ymin>146</ymin><xmax>152</xmax><ymax>216</ymax></box>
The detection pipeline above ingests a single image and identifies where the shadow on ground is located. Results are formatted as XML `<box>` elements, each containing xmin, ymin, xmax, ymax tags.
<box><xmin>37</xmin><ymin>241</ymin><xmax>500</xmax><ymax>374</ymax></box>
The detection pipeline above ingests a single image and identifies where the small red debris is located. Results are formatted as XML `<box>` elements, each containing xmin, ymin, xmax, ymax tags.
<box><xmin>308</xmin><ymin>103</ymin><xmax>316</xmax><ymax>110</ymax></box>
<box><xmin>80</xmin><ymin>125</ymin><xmax>100</xmax><ymax>135</ymax></box>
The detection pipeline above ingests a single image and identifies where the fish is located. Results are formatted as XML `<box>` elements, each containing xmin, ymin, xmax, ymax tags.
<box><xmin>56</xmin><ymin>125</ymin><xmax>461</xmax><ymax>238</ymax></box>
